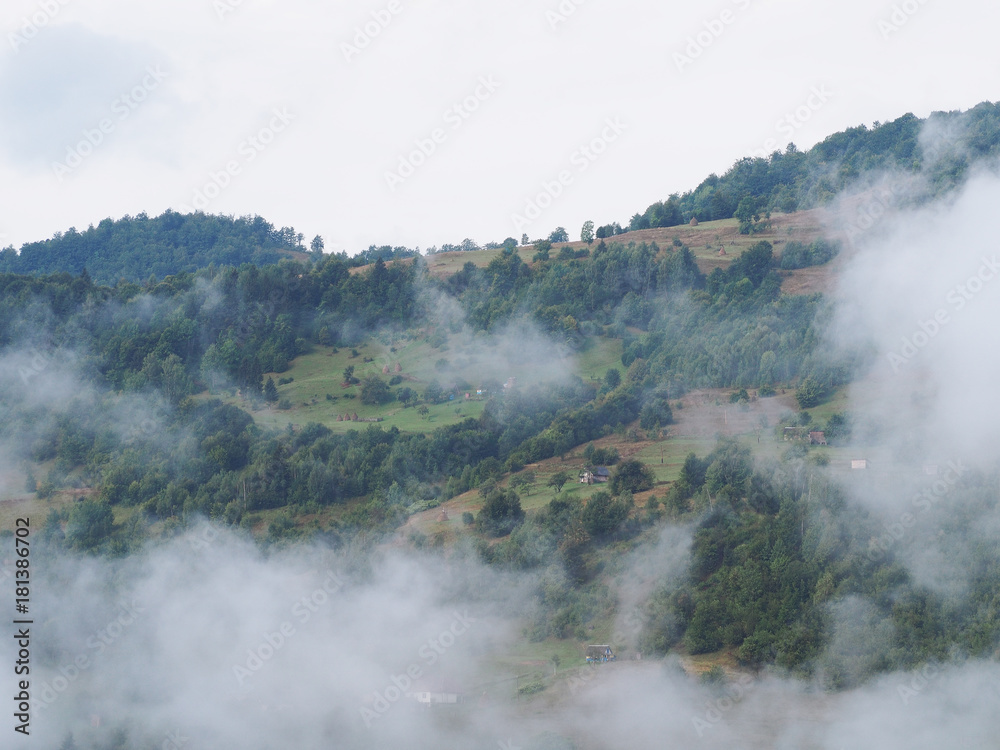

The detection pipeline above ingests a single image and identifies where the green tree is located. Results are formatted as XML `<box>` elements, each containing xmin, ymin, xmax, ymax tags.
<box><xmin>735</xmin><ymin>195</ymin><xmax>769</xmax><ymax>234</ymax></box>
<box><xmin>477</xmin><ymin>488</ymin><xmax>525</xmax><ymax>537</ymax></box>
<box><xmin>604</xmin><ymin>368</ymin><xmax>621</xmax><ymax>389</ymax></box>
<box><xmin>360</xmin><ymin>376</ymin><xmax>392</xmax><ymax>405</ymax></box>
<box><xmin>759</xmin><ymin>350</ymin><xmax>777</xmax><ymax>385</ymax></box>
<box><xmin>581</xmin><ymin>220</ymin><xmax>595</xmax><ymax>245</ymax></box>
<box><xmin>532</xmin><ymin>240</ymin><xmax>552</xmax><ymax>262</ymax></box>
<box><xmin>609</xmin><ymin>459</ymin><xmax>654</xmax><ymax>494</ymax></box>
<box><xmin>680</xmin><ymin>452</ymin><xmax>709</xmax><ymax>489</ymax></box>
<box><xmin>581</xmin><ymin>490</ymin><xmax>629</xmax><ymax>536</ymax></box>
<box><xmin>548</xmin><ymin>227</ymin><xmax>569</xmax><ymax>243</ymax></box>
<box><xmin>425</xmin><ymin>380</ymin><xmax>444</xmax><ymax>404</ymax></box>
<box><xmin>795</xmin><ymin>376</ymin><xmax>827</xmax><ymax>408</ymax></box>
<box><xmin>263</xmin><ymin>376</ymin><xmax>279</xmax><ymax>403</ymax></box>
<box><xmin>728</xmin><ymin>241</ymin><xmax>774</xmax><ymax>287</ymax></box>
<box><xmin>66</xmin><ymin>499</ymin><xmax>114</xmax><ymax>551</ymax></box>
<box><xmin>547</xmin><ymin>471</ymin><xmax>570</xmax><ymax>494</ymax></box>
<box><xmin>343</xmin><ymin>365</ymin><xmax>358</xmax><ymax>385</ymax></box>
<box><xmin>509</xmin><ymin>470</ymin><xmax>536</xmax><ymax>494</ymax></box>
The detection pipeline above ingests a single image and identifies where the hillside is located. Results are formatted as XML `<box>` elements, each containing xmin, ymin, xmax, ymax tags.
<box><xmin>0</xmin><ymin>210</ymin><xmax>313</xmax><ymax>283</ymax></box>
<box><xmin>2</xmin><ymin>104</ymin><xmax>1000</xmax><ymax>737</ymax></box>
<box><xmin>367</xmin><ymin>208</ymin><xmax>843</xmax><ymax>297</ymax></box>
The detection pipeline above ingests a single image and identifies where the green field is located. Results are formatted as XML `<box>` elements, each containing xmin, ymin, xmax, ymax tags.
<box><xmin>206</xmin><ymin>330</ymin><xmax>627</xmax><ymax>435</ymax></box>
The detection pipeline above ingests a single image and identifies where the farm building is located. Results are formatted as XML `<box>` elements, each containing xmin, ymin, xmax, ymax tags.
<box><xmin>809</xmin><ymin>431</ymin><xmax>827</xmax><ymax>445</ymax></box>
<box><xmin>585</xmin><ymin>645</ymin><xmax>616</xmax><ymax>663</ymax></box>
<box><xmin>851</xmin><ymin>459</ymin><xmax>869</xmax><ymax>470</ymax></box>
<box><xmin>406</xmin><ymin>680</ymin><xmax>463</xmax><ymax>706</ymax></box>
<box><xmin>580</xmin><ymin>467</ymin><xmax>610</xmax><ymax>485</ymax></box>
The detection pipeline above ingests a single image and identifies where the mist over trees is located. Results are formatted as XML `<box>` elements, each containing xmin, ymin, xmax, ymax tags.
<box><xmin>5</xmin><ymin>105</ymin><xmax>1000</xmax><ymax>750</ymax></box>
<box><xmin>615</xmin><ymin>102</ymin><xmax>1000</xmax><ymax>230</ymax></box>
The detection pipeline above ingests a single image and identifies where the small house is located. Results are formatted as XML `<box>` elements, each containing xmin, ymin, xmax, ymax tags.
<box><xmin>408</xmin><ymin>690</ymin><xmax>461</xmax><ymax>706</ymax></box>
<box><xmin>406</xmin><ymin>679</ymin><xmax>463</xmax><ymax>706</ymax></box>
<box><xmin>593</xmin><ymin>467</ymin><xmax>610</xmax><ymax>483</ymax></box>
<box><xmin>585</xmin><ymin>645</ymin><xmax>616</xmax><ymax>663</ymax></box>
<box><xmin>580</xmin><ymin>470</ymin><xmax>594</xmax><ymax>484</ymax></box>
<box><xmin>809</xmin><ymin>431</ymin><xmax>827</xmax><ymax>445</ymax></box>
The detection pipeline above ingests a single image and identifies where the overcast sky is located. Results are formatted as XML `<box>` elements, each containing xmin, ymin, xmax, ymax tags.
<box><xmin>0</xmin><ymin>0</ymin><xmax>997</xmax><ymax>255</ymax></box>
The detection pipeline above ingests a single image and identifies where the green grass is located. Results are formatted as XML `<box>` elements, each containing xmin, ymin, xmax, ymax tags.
<box><xmin>576</xmin><ymin>337</ymin><xmax>624</xmax><ymax>383</ymax></box>
<box><xmin>207</xmin><ymin>330</ymin><xmax>628</xmax><ymax>435</ymax></box>
<box><xmin>424</xmin><ymin>247</ymin><xmax>537</xmax><ymax>276</ymax></box>
<box><xmin>802</xmin><ymin>385</ymin><xmax>851</xmax><ymax>423</ymax></box>
<box><xmin>635</xmin><ymin>436</ymin><xmax>717</xmax><ymax>485</ymax></box>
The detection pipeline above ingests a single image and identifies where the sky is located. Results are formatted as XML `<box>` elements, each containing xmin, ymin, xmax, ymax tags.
<box><xmin>0</xmin><ymin>0</ymin><xmax>997</xmax><ymax>255</ymax></box>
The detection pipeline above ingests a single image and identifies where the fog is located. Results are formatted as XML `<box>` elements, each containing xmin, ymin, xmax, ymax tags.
<box><xmin>4</xmin><ymin>522</ymin><xmax>999</xmax><ymax>749</ymax></box>
<box><xmin>4</xmin><ymin>125</ymin><xmax>1000</xmax><ymax>750</ymax></box>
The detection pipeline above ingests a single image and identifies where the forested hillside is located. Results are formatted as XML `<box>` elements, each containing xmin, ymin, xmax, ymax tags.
<box><xmin>0</xmin><ymin>211</ymin><xmax>311</xmax><ymax>284</ymax></box>
<box><xmin>619</xmin><ymin>101</ymin><xmax>1000</xmax><ymax>231</ymax></box>
<box><xmin>3</xmin><ymin>102</ymin><xmax>1000</xmax><ymax>693</ymax></box>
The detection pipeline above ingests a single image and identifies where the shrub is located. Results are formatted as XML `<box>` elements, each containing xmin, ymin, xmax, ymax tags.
<box><xmin>360</xmin><ymin>376</ymin><xmax>392</xmax><ymax>405</ymax></box>
<box><xmin>609</xmin><ymin>459</ymin><xmax>654</xmax><ymax>494</ymax></box>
